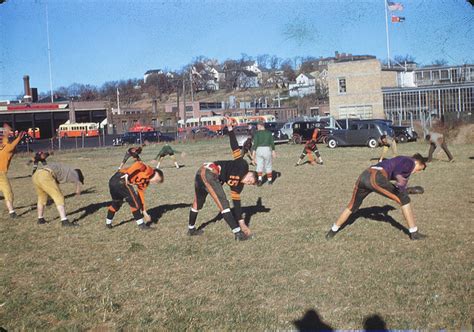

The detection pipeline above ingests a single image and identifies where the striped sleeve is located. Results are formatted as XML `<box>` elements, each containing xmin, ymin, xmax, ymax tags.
<box><xmin>229</xmin><ymin>130</ymin><xmax>242</xmax><ymax>160</ymax></box>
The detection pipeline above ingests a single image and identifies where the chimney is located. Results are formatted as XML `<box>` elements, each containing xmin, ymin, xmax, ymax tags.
<box><xmin>31</xmin><ymin>88</ymin><xmax>38</xmax><ymax>102</ymax></box>
<box><xmin>23</xmin><ymin>75</ymin><xmax>31</xmax><ymax>101</ymax></box>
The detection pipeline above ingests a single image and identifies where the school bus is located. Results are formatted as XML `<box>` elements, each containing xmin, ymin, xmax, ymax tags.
<box><xmin>58</xmin><ymin>123</ymin><xmax>99</xmax><ymax>138</ymax></box>
<box><xmin>227</xmin><ymin>114</ymin><xmax>276</xmax><ymax>125</ymax></box>
<box><xmin>177</xmin><ymin>116</ymin><xmax>226</xmax><ymax>133</ymax></box>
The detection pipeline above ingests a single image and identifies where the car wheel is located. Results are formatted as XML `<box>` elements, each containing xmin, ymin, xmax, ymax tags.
<box><xmin>327</xmin><ymin>138</ymin><xmax>337</xmax><ymax>149</ymax></box>
<box><xmin>293</xmin><ymin>135</ymin><xmax>302</xmax><ymax>144</ymax></box>
<box><xmin>368</xmin><ymin>138</ymin><xmax>378</xmax><ymax>148</ymax></box>
<box><xmin>322</xmin><ymin>136</ymin><xmax>329</xmax><ymax>144</ymax></box>
<box><xmin>398</xmin><ymin>135</ymin><xmax>407</xmax><ymax>143</ymax></box>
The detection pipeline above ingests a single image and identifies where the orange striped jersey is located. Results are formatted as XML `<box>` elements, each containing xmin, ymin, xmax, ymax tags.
<box><xmin>213</xmin><ymin>130</ymin><xmax>249</xmax><ymax>201</ymax></box>
<box><xmin>119</xmin><ymin>161</ymin><xmax>156</xmax><ymax>209</ymax></box>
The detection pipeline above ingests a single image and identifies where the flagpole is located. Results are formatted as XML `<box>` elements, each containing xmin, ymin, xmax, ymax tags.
<box><xmin>384</xmin><ymin>0</ymin><xmax>391</xmax><ymax>68</ymax></box>
<box><xmin>45</xmin><ymin>1</ymin><xmax>54</xmax><ymax>102</ymax></box>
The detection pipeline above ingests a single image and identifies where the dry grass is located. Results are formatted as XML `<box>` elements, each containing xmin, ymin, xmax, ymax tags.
<box><xmin>1</xmin><ymin>139</ymin><xmax>473</xmax><ymax>330</ymax></box>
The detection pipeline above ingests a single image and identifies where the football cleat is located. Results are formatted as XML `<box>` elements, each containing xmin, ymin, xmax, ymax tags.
<box><xmin>106</xmin><ymin>223</ymin><xmax>113</xmax><ymax>229</ymax></box>
<box><xmin>37</xmin><ymin>218</ymin><xmax>47</xmax><ymax>225</ymax></box>
<box><xmin>61</xmin><ymin>219</ymin><xmax>79</xmax><ymax>227</ymax></box>
<box><xmin>9</xmin><ymin>212</ymin><xmax>18</xmax><ymax>219</ymax></box>
<box><xmin>325</xmin><ymin>229</ymin><xmax>337</xmax><ymax>240</ymax></box>
<box><xmin>138</xmin><ymin>223</ymin><xmax>153</xmax><ymax>231</ymax></box>
<box><xmin>235</xmin><ymin>230</ymin><xmax>252</xmax><ymax>241</ymax></box>
<box><xmin>188</xmin><ymin>228</ymin><xmax>204</xmax><ymax>236</ymax></box>
<box><xmin>409</xmin><ymin>231</ymin><xmax>427</xmax><ymax>240</ymax></box>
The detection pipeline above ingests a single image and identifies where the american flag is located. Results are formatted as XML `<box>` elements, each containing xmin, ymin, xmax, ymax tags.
<box><xmin>387</xmin><ymin>1</ymin><xmax>404</xmax><ymax>11</ymax></box>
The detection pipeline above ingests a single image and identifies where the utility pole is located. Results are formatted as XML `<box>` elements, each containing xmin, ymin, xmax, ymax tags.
<box><xmin>182</xmin><ymin>76</ymin><xmax>187</xmax><ymax>121</ymax></box>
<box><xmin>190</xmin><ymin>68</ymin><xmax>194</xmax><ymax>104</ymax></box>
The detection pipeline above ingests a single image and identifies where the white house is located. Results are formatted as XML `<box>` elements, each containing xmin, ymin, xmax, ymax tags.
<box><xmin>237</xmin><ymin>70</ymin><xmax>259</xmax><ymax>89</ymax></box>
<box><xmin>144</xmin><ymin>69</ymin><xmax>174</xmax><ymax>83</ymax></box>
<box><xmin>289</xmin><ymin>73</ymin><xmax>316</xmax><ymax>97</ymax></box>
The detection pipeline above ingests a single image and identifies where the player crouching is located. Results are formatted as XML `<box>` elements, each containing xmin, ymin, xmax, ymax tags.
<box><xmin>106</xmin><ymin>161</ymin><xmax>163</xmax><ymax>230</ymax></box>
<box><xmin>187</xmin><ymin>123</ymin><xmax>257</xmax><ymax>241</ymax></box>
<box><xmin>326</xmin><ymin>154</ymin><xmax>428</xmax><ymax>240</ymax></box>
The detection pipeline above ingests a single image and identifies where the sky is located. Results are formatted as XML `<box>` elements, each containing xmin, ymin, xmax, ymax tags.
<box><xmin>0</xmin><ymin>0</ymin><xmax>473</xmax><ymax>98</ymax></box>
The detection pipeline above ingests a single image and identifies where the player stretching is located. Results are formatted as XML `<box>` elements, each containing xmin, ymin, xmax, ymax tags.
<box><xmin>32</xmin><ymin>163</ymin><xmax>84</xmax><ymax>226</ymax></box>
<box><xmin>187</xmin><ymin>124</ymin><xmax>257</xmax><ymax>241</ymax></box>
<box><xmin>378</xmin><ymin>134</ymin><xmax>398</xmax><ymax>162</ymax></box>
<box><xmin>106</xmin><ymin>161</ymin><xmax>163</xmax><ymax>230</ymax></box>
<box><xmin>326</xmin><ymin>154</ymin><xmax>428</xmax><ymax>240</ymax></box>
<box><xmin>31</xmin><ymin>151</ymin><xmax>51</xmax><ymax>174</ymax></box>
<box><xmin>295</xmin><ymin>128</ymin><xmax>323</xmax><ymax>166</ymax></box>
<box><xmin>0</xmin><ymin>124</ymin><xmax>24</xmax><ymax>218</ymax></box>
<box><xmin>152</xmin><ymin>143</ymin><xmax>180</xmax><ymax>169</ymax></box>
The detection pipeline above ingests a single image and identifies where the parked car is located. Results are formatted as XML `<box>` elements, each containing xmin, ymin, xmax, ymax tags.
<box><xmin>291</xmin><ymin>121</ymin><xmax>332</xmax><ymax>144</ymax></box>
<box><xmin>192</xmin><ymin>127</ymin><xmax>217</xmax><ymax>138</ymax></box>
<box><xmin>234</xmin><ymin>124</ymin><xmax>289</xmax><ymax>147</ymax></box>
<box><xmin>280</xmin><ymin>121</ymin><xmax>294</xmax><ymax>139</ymax></box>
<box><xmin>392</xmin><ymin>126</ymin><xmax>418</xmax><ymax>143</ymax></box>
<box><xmin>263</xmin><ymin>122</ymin><xmax>289</xmax><ymax>144</ymax></box>
<box><xmin>326</xmin><ymin>120</ymin><xmax>392</xmax><ymax>149</ymax></box>
<box><xmin>113</xmin><ymin>131</ymin><xmax>174</xmax><ymax>146</ymax></box>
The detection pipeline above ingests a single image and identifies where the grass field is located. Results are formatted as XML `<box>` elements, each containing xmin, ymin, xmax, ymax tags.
<box><xmin>1</xmin><ymin>139</ymin><xmax>473</xmax><ymax>330</ymax></box>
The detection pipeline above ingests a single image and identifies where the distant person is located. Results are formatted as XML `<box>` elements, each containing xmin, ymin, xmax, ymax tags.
<box><xmin>252</xmin><ymin>122</ymin><xmax>276</xmax><ymax>186</ymax></box>
<box><xmin>106</xmin><ymin>161</ymin><xmax>163</xmax><ymax>230</ymax></box>
<box><xmin>118</xmin><ymin>146</ymin><xmax>142</xmax><ymax>169</ymax></box>
<box><xmin>187</xmin><ymin>123</ymin><xmax>256</xmax><ymax>241</ymax></box>
<box><xmin>152</xmin><ymin>143</ymin><xmax>180</xmax><ymax>169</ymax></box>
<box><xmin>325</xmin><ymin>154</ymin><xmax>428</xmax><ymax>241</ymax></box>
<box><xmin>0</xmin><ymin>124</ymin><xmax>25</xmax><ymax>218</ymax></box>
<box><xmin>295</xmin><ymin>128</ymin><xmax>323</xmax><ymax>166</ymax></box>
<box><xmin>425</xmin><ymin>131</ymin><xmax>454</xmax><ymax>162</ymax></box>
<box><xmin>32</xmin><ymin>162</ymin><xmax>84</xmax><ymax>226</ymax></box>
<box><xmin>31</xmin><ymin>151</ymin><xmax>51</xmax><ymax>174</ymax></box>
<box><xmin>378</xmin><ymin>134</ymin><xmax>398</xmax><ymax>162</ymax></box>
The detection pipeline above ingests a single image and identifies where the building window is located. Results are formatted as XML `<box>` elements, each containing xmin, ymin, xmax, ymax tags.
<box><xmin>338</xmin><ymin>78</ymin><xmax>346</xmax><ymax>94</ymax></box>
<box><xmin>121</xmin><ymin>120</ymin><xmax>127</xmax><ymax>131</ymax></box>
<box><xmin>151</xmin><ymin>119</ymin><xmax>157</xmax><ymax>127</ymax></box>
<box><xmin>441</xmin><ymin>70</ymin><xmax>449</xmax><ymax>80</ymax></box>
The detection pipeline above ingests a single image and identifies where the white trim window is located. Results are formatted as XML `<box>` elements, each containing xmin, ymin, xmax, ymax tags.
<box><xmin>338</xmin><ymin>77</ymin><xmax>347</xmax><ymax>94</ymax></box>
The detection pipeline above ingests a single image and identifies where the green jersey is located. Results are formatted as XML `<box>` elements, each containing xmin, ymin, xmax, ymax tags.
<box><xmin>253</xmin><ymin>130</ymin><xmax>275</xmax><ymax>150</ymax></box>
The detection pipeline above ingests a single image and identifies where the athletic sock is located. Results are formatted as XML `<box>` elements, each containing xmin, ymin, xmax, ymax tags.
<box><xmin>189</xmin><ymin>209</ymin><xmax>198</xmax><ymax>228</ymax></box>
<box><xmin>106</xmin><ymin>219</ymin><xmax>113</xmax><ymax>225</ymax></box>
<box><xmin>222</xmin><ymin>211</ymin><xmax>239</xmax><ymax>230</ymax></box>
<box><xmin>136</xmin><ymin>218</ymin><xmax>144</xmax><ymax>225</ymax></box>
<box><xmin>331</xmin><ymin>224</ymin><xmax>340</xmax><ymax>232</ymax></box>
<box><xmin>9</xmin><ymin>210</ymin><xmax>15</xmax><ymax>215</ymax></box>
<box><xmin>232</xmin><ymin>227</ymin><xmax>241</xmax><ymax>233</ymax></box>
<box><xmin>409</xmin><ymin>226</ymin><xmax>418</xmax><ymax>233</ymax></box>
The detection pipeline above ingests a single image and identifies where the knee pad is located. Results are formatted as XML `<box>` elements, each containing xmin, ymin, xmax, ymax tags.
<box><xmin>399</xmin><ymin>192</ymin><xmax>411</xmax><ymax>205</ymax></box>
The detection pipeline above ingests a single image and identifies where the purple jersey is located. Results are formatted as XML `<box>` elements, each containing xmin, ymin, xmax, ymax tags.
<box><xmin>375</xmin><ymin>156</ymin><xmax>415</xmax><ymax>191</ymax></box>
